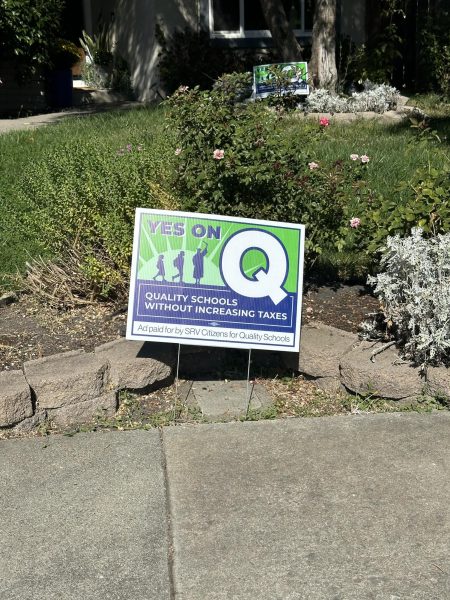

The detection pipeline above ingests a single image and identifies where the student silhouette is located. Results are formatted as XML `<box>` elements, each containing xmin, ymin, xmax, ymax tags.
<box><xmin>192</xmin><ymin>242</ymin><xmax>208</xmax><ymax>285</ymax></box>
<box><xmin>153</xmin><ymin>254</ymin><xmax>166</xmax><ymax>282</ymax></box>
<box><xmin>172</xmin><ymin>251</ymin><xmax>185</xmax><ymax>283</ymax></box>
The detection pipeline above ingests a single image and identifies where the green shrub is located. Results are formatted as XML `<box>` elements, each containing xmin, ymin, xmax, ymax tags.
<box><xmin>212</xmin><ymin>72</ymin><xmax>252</xmax><ymax>102</ymax></box>
<box><xmin>347</xmin><ymin>0</ymin><xmax>406</xmax><ymax>86</ymax></box>
<box><xmin>167</xmin><ymin>83</ymin><xmax>308</xmax><ymax>218</ymax></box>
<box><xmin>417</xmin><ymin>13</ymin><xmax>450</xmax><ymax>98</ymax></box>
<box><xmin>264</xmin><ymin>65</ymin><xmax>302</xmax><ymax>112</ymax></box>
<box><xmin>369</xmin><ymin>165</ymin><xmax>450</xmax><ymax>252</ymax></box>
<box><xmin>0</xmin><ymin>0</ymin><xmax>64</xmax><ymax>77</ymax></box>
<box><xmin>166</xmin><ymin>84</ymin><xmax>373</xmax><ymax>267</ymax></box>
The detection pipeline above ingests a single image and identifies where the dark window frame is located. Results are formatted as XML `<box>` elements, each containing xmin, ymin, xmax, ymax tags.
<box><xmin>208</xmin><ymin>0</ymin><xmax>314</xmax><ymax>39</ymax></box>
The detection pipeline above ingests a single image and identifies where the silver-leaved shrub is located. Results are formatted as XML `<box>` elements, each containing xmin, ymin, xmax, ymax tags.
<box><xmin>304</xmin><ymin>88</ymin><xmax>349</xmax><ymax>113</ymax></box>
<box><xmin>368</xmin><ymin>228</ymin><xmax>450</xmax><ymax>367</ymax></box>
<box><xmin>305</xmin><ymin>82</ymin><xmax>399</xmax><ymax>114</ymax></box>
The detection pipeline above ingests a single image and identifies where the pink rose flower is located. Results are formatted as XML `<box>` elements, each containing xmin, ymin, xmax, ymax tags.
<box><xmin>319</xmin><ymin>117</ymin><xmax>330</xmax><ymax>127</ymax></box>
<box><xmin>308</xmin><ymin>162</ymin><xmax>319</xmax><ymax>170</ymax></box>
<box><xmin>350</xmin><ymin>154</ymin><xmax>359</xmax><ymax>161</ymax></box>
<box><xmin>175</xmin><ymin>147</ymin><xmax>182</xmax><ymax>156</ymax></box>
<box><xmin>349</xmin><ymin>217</ymin><xmax>361</xmax><ymax>228</ymax></box>
<box><xmin>213</xmin><ymin>149</ymin><xmax>225</xmax><ymax>160</ymax></box>
<box><xmin>360</xmin><ymin>155</ymin><xmax>370</xmax><ymax>163</ymax></box>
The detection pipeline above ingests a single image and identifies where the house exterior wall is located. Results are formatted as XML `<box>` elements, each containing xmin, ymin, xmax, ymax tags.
<box><xmin>89</xmin><ymin>0</ymin><xmax>198</xmax><ymax>100</ymax></box>
<box><xmin>87</xmin><ymin>0</ymin><xmax>366</xmax><ymax>101</ymax></box>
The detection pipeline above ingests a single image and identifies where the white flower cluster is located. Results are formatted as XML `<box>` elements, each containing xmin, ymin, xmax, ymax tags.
<box><xmin>368</xmin><ymin>228</ymin><xmax>450</xmax><ymax>367</ymax></box>
<box><xmin>305</xmin><ymin>82</ymin><xmax>400</xmax><ymax>114</ymax></box>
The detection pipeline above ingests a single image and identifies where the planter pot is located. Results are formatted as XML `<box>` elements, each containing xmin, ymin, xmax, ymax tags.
<box><xmin>46</xmin><ymin>68</ymin><xmax>73</xmax><ymax>108</ymax></box>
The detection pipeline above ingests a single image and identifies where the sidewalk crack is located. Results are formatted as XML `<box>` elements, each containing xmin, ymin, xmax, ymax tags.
<box><xmin>159</xmin><ymin>427</ymin><xmax>176</xmax><ymax>600</ymax></box>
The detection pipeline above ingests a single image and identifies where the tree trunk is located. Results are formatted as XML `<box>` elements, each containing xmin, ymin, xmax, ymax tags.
<box><xmin>259</xmin><ymin>0</ymin><xmax>303</xmax><ymax>61</ymax></box>
<box><xmin>310</xmin><ymin>0</ymin><xmax>337</xmax><ymax>91</ymax></box>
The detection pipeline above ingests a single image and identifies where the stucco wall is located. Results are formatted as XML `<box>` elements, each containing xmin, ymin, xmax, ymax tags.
<box><xmin>89</xmin><ymin>0</ymin><xmax>198</xmax><ymax>101</ymax></box>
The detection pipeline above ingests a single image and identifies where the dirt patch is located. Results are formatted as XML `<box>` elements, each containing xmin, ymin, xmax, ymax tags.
<box><xmin>303</xmin><ymin>284</ymin><xmax>380</xmax><ymax>333</ymax></box>
<box><xmin>0</xmin><ymin>295</ymin><xmax>125</xmax><ymax>371</ymax></box>
<box><xmin>0</xmin><ymin>284</ymin><xmax>379</xmax><ymax>372</ymax></box>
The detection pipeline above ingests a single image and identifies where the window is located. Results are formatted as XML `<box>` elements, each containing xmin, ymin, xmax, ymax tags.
<box><xmin>209</xmin><ymin>0</ymin><xmax>314</xmax><ymax>38</ymax></box>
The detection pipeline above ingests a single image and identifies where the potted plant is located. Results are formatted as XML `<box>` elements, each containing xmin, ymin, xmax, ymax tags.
<box><xmin>79</xmin><ymin>29</ymin><xmax>114</xmax><ymax>89</ymax></box>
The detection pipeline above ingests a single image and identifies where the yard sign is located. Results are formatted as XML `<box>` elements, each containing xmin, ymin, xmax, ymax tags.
<box><xmin>253</xmin><ymin>62</ymin><xmax>309</xmax><ymax>99</ymax></box>
<box><xmin>126</xmin><ymin>209</ymin><xmax>305</xmax><ymax>352</ymax></box>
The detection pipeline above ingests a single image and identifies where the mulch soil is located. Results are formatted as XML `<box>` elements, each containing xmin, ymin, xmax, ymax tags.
<box><xmin>302</xmin><ymin>283</ymin><xmax>380</xmax><ymax>332</ymax></box>
<box><xmin>0</xmin><ymin>283</ymin><xmax>380</xmax><ymax>373</ymax></box>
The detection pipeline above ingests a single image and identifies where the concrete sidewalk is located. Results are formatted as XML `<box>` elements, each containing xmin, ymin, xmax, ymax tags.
<box><xmin>0</xmin><ymin>102</ymin><xmax>142</xmax><ymax>135</ymax></box>
<box><xmin>1</xmin><ymin>413</ymin><xmax>449</xmax><ymax>599</ymax></box>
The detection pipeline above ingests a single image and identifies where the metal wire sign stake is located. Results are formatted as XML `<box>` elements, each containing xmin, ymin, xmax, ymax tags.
<box><xmin>173</xmin><ymin>343</ymin><xmax>181</xmax><ymax>421</ymax></box>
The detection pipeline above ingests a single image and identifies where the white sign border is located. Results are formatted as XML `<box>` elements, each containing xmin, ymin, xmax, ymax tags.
<box><xmin>126</xmin><ymin>209</ymin><xmax>305</xmax><ymax>352</ymax></box>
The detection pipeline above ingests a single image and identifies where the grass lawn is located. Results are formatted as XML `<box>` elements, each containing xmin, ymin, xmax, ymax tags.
<box><xmin>1</xmin><ymin>98</ymin><xmax>449</xmax><ymax>290</ymax></box>
<box><xmin>283</xmin><ymin>113</ymin><xmax>450</xmax><ymax>200</ymax></box>
<box><xmin>0</xmin><ymin>106</ymin><xmax>166</xmax><ymax>288</ymax></box>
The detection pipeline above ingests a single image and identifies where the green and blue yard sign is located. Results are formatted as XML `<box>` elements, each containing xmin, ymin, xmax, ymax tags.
<box><xmin>253</xmin><ymin>62</ymin><xmax>309</xmax><ymax>99</ymax></box>
<box><xmin>126</xmin><ymin>210</ymin><xmax>305</xmax><ymax>351</ymax></box>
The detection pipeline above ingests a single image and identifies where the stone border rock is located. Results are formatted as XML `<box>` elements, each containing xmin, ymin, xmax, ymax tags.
<box><xmin>0</xmin><ymin>339</ymin><xmax>175</xmax><ymax>431</ymax></box>
<box><xmin>303</xmin><ymin>109</ymin><xmax>407</xmax><ymax>125</ymax></box>
<box><xmin>2</xmin><ymin>322</ymin><xmax>448</xmax><ymax>432</ymax></box>
<box><xmin>298</xmin><ymin>102</ymin><xmax>417</xmax><ymax>126</ymax></box>
<box><xmin>289</xmin><ymin>322</ymin><xmax>428</xmax><ymax>401</ymax></box>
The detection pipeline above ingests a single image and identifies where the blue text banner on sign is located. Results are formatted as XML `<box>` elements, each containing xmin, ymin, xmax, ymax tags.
<box><xmin>126</xmin><ymin>210</ymin><xmax>305</xmax><ymax>352</ymax></box>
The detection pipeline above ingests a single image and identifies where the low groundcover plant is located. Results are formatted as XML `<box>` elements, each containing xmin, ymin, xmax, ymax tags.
<box><xmin>305</xmin><ymin>82</ymin><xmax>400</xmax><ymax>114</ymax></box>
